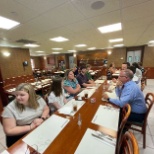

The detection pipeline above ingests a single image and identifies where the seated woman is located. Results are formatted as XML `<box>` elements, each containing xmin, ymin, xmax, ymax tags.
<box><xmin>63</xmin><ymin>70</ymin><xmax>81</xmax><ymax>99</ymax></box>
<box><xmin>48</xmin><ymin>77</ymin><xmax>67</xmax><ymax>110</ymax></box>
<box><xmin>2</xmin><ymin>83</ymin><xmax>50</xmax><ymax>147</ymax></box>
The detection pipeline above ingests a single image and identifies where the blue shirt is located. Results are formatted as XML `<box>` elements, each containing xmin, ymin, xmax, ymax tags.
<box><xmin>110</xmin><ymin>80</ymin><xmax>147</xmax><ymax>114</ymax></box>
<box><xmin>63</xmin><ymin>78</ymin><xmax>79</xmax><ymax>97</ymax></box>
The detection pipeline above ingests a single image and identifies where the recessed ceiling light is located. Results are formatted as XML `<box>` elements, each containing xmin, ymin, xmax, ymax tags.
<box><xmin>75</xmin><ymin>44</ymin><xmax>87</xmax><ymax>47</ymax></box>
<box><xmin>98</xmin><ymin>23</ymin><xmax>122</xmax><ymax>33</ymax></box>
<box><xmin>24</xmin><ymin>44</ymin><xmax>40</xmax><ymax>48</ymax></box>
<box><xmin>52</xmin><ymin>48</ymin><xmax>63</xmax><ymax>50</ymax></box>
<box><xmin>0</xmin><ymin>16</ymin><xmax>20</xmax><ymax>30</ymax></box>
<box><xmin>109</xmin><ymin>38</ymin><xmax>123</xmax><ymax>43</ymax></box>
<box><xmin>50</xmin><ymin>36</ymin><xmax>69</xmax><ymax>42</ymax></box>
<box><xmin>113</xmin><ymin>44</ymin><xmax>124</xmax><ymax>47</ymax></box>
<box><xmin>87</xmin><ymin>47</ymin><xmax>96</xmax><ymax>50</ymax></box>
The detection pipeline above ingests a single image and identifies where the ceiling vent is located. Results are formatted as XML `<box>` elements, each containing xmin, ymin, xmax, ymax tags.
<box><xmin>16</xmin><ymin>39</ymin><xmax>36</xmax><ymax>44</ymax></box>
<box><xmin>91</xmin><ymin>1</ymin><xmax>105</xmax><ymax>10</ymax></box>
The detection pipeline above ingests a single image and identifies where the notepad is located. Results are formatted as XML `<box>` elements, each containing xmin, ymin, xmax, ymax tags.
<box><xmin>91</xmin><ymin>105</ymin><xmax>119</xmax><ymax>131</ymax></box>
<box><xmin>23</xmin><ymin>115</ymin><xmax>69</xmax><ymax>154</ymax></box>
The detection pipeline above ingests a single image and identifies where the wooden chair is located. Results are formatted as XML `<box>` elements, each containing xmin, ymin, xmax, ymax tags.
<box><xmin>116</xmin><ymin>104</ymin><xmax>131</xmax><ymax>154</ymax></box>
<box><xmin>126</xmin><ymin>93</ymin><xmax>154</xmax><ymax>148</ymax></box>
<box><xmin>141</xmin><ymin>68</ymin><xmax>149</xmax><ymax>86</ymax></box>
<box><xmin>41</xmin><ymin>83</ymin><xmax>51</xmax><ymax>97</ymax></box>
<box><xmin>3</xmin><ymin>84</ymin><xmax>16</xmax><ymax>103</ymax></box>
<box><xmin>119</xmin><ymin>131</ymin><xmax>139</xmax><ymax>154</ymax></box>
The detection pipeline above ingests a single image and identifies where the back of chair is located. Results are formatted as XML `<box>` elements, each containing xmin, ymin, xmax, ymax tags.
<box><xmin>119</xmin><ymin>131</ymin><xmax>139</xmax><ymax>154</ymax></box>
<box><xmin>119</xmin><ymin>104</ymin><xmax>131</xmax><ymax>135</ymax></box>
<box><xmin>143</xmin><ymin>93</ymin><xmax>154</xmax><ymax>125</ymax></box>
<box><xmin>116</xmin><ymin>104</ymin><xmax>131</xmax><ymax>154</ymax></box>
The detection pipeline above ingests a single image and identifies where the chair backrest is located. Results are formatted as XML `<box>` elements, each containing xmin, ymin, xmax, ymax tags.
<box><xmin>143</xmin><ymin>93</ymin><xmax>154</xmax><ymax>125</ymax></box>
<box><xmin>3</xmin><ymin>84</ymin><xmax>16</xmax><ymax>91</ymax></box>
<box><xmin>117</xmin><ymin>104</ymin><xmax>131</xmax><ymax>154</ymax></box>
<box><xmin>119</xmin><ymin>131</ymin><xmax>139</xmax><ymax>154</ymax></box>
<box><xmin>119</xmin><ymin>104</ymin><xmax>131</xmax><ymax>135</ymax></box>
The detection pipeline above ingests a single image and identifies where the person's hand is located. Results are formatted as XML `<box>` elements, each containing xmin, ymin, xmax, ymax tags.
<box><xmin>33</xmin><ymin>118</ymin><xmax>44</xmax><ymax>127</ymax></box>
<box><xmin>30</xmin><ymin>121</ymin><xmax>37</xmax><ymax>130</ymax></box>
<box><xmin>116</xmin><ymin>80</ymin><xmax>123</xmax><ymax>87</ymax></box>
<box><xmin>112</xmin><ymin>78</ymin><xmax>117</xmax><ymax>83</ymax></box>
<box><xmin>102</xmin><ymin>93</ymin><xmax>109</xmax><ymax>99</ymax></box>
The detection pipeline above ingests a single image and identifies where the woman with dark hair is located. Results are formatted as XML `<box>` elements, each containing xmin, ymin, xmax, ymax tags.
<box><xmin>48</xmin><ymin>77</ymin><xmax>67</xmax><ymax>110</ymax></box>
<box><xmin>2</xmin><ymin>83</ymin><xmax>49</xmax><ymax>147</ymax></box>
<box><xmin>63</xmin><ymin>70</ymin><xmax>81</xmax><ymax>99</ymax></box>
<box><xmin>132</xmin><ymin>62</ymin><xmax>142</xmax><ymax>80</ymax></box>
<box><xmin>106</xmin><ymin>63</ymin><xmax>116</xmax><ymax>80</ymax></box>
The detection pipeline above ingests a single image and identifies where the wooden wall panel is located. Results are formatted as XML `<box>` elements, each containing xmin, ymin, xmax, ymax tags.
<box><xmin>0</xmin><ymin>47</ymin><xmax>32</xmax><ymax>79</ymax></box>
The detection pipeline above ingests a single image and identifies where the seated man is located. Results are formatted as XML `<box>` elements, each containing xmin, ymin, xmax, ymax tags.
<box><xmin>121</xmin><ymin>62</ymin><xmax>130</xmax><ymax>70</ymax></box>
<box><xmin>102</xmin><ymin>69</ymin><xmax>147</xmax><ymax>123</ymax></box>
<box><xmin>76</xmin><ymin>65</ymin><xmax>96</xmax><ymax>88</ymax></box>
<box><xmin>85</xmin><ymin>64</ymin><xmax>94</xmax><ymax>83</ymax></box>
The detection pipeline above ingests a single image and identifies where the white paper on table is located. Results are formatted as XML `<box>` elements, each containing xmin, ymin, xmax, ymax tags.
<box><xmin>58</xmin><ymin>106</ymin><xmax>72</xmax><ymax>115</ymax></box>
<box><xmin>105</xmin><ymin>91</ymin><xmax>118</xmax><ymax>99</ymax></box>
<box><xmin>74</xmin><ymin>128</ymin><xmax>115</xmax><ymax>154</ymax></box>
<box><xmin>1</xmin><ymin>150</ymin><xmax>10</xmax><ymax>154</ymax></box>
<box><xmin>77</xmin><ymin>89</ymin><xmax>95</xmax><ymax>98</ymax></box>
<box><xmin>91</xmin><ymin>105</ymin><xmax>119</xmax><ymax>131</ymax></box>
<box><xmin>95</xmin><ymin>80</ymin><xmax>105</xmax><ymax>84</ymax></box>
<box><xmin>23</xmin><ymin>115</ymin><xmax>69</xmax><ymax>154</ymax></box>
<box><xmin>59</xmin><ymin>99</ymin><xmax>85</xmax><ymax>116</ymax></box>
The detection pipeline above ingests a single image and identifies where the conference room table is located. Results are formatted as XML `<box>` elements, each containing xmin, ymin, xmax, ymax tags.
<box><xmin>5</xmin><ymin>79</ymin><xmax>120</xmax><ymax>154</ymax></box>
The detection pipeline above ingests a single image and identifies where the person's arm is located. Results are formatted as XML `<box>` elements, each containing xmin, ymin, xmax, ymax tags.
<box><xmin>82</xmin><ymin>83</ymin><xmax>96</xmax><ymax>87</ymax></box>
<box><xmin>63</xmin><ymin>84</ymin><xmax>81</xmax><ymax>94</ymax></box>
<box><xmin>104</xmin><ymin>86</ymin><xmax>133</xmax><ymax>108</ymax></box>
<box><xmin>88</xmin><ymin>80</ymin><xmax>94</xmax><ymax>84</ymax></box>
<box><xmin>2</xmin><ymin>118</ymin><xmax>36</xmax><ymax>136</ymax></box>
<box><xmin>33</xmin><ymin>98</ymin><xmax>50</xmax><ymax>126</ymax></box>
<box><xmin>40</xmin><ymin>105</ymin><xmax>50</xmax><ymax>119</ymax></box>
<box><xmin>49</xmin><ymin>102</ymin><xmax>62</xmax><ymax>109</ymax></box>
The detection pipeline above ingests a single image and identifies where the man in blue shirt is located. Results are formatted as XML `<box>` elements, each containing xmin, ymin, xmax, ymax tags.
<box><xmin>103</xmin><ymin>69</ymin><xmax>147</xmax><ymax>123</ymax></box>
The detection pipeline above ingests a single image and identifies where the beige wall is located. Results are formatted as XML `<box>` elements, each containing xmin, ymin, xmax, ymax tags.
<box><xmin>107</xmin><ymin>48</ymin><xmax>126</xmax><ymax>67</ymax></box>
<box><xmin>143</xmin><ymin>46</ymin><xmax>154</xmax><ymax>67</ymax></box>
<box><xmin>1</xmin><ymin>45</ymin><xmax>153</xmax><ymax>80</ymax></box>
<box><xmin>0</xmin><ymin>47</ymin><xmax>32</xmax><ymax>79</ymax></box>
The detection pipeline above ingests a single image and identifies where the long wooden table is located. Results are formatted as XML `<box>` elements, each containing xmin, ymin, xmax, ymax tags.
<box><xmin>7</xmin><ymin>82</ymin><xmax>120</xmax><ymax>154</ymax></box>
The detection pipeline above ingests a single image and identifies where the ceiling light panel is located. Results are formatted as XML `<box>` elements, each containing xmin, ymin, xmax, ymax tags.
<box><xmin>24</xmin><ymin>44</ymin><xmax>40</xmax><ymax>47</ymax></box>
<box><xmin>113</xmin><ymin>44</ymin><xmax>124</xmax><ymax>47</ymax></box>
<box><xmin>98</xmin><ymin>23</ymin><xmax>122</xmax><ymax>33</ymax></box>
<box><xmin>109</xmin><ymin>38</ymin><xmax>123</xmax><ymax>43</ymax></box>
<box><xmin>52</xmin><ymin>48</ymin><xmax>63</xmax><ymax>50</ymax></box>
<box><xmin>50</xmin><ymin>36</ymin><xmax>69</xmax><ymax>42</ymax></box>
<box><xmin>0</xmin><ymin>16</ymin><xmax>20</xmax><ymax>30</ymax></box>
<box><xmin>75</xmin><ymin>44</ymin><xmax>87</xmax><ymax>47</ymax></box>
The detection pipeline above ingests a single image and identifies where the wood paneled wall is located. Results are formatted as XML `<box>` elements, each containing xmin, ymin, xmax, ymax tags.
<box><xmin>0</xmin><ymin>47</ymin><xmax>32</xmax><ymax>79</ymax></box>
